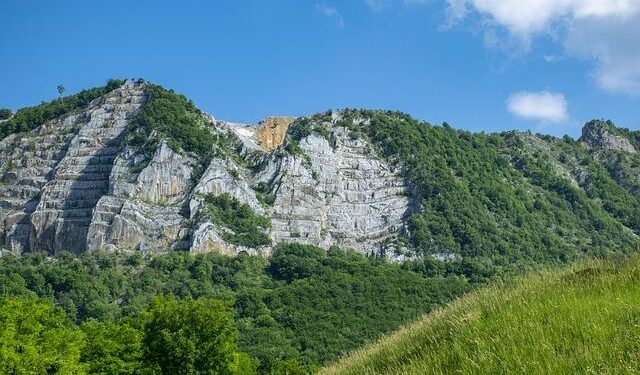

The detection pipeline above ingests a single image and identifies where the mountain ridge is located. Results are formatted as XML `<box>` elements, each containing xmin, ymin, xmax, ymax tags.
<box><xmin>1</xmin><ymin>80</ymin><xmax>640</xmax><ymax>275</ymax></box>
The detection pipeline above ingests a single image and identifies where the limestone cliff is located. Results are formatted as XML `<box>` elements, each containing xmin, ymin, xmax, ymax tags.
<box><xmin>0</xmin><ymin>81</ymin><xmax>414</xmax><ymax>256</ymax></box>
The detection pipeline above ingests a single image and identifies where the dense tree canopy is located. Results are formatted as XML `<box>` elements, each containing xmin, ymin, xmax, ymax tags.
<box><xmin>204</xmin><ymin>193</ymin><xmax>272</xmax><ymax>248</ymax></box>
<box><xmin>143</xmin><ymin>296</ymin><xmax>248</xmax><ymax>375</ymax></box>
<box><xmin>0</xmin><ymin>245</ymin><xmax>468</xmax><ymax>374</ymax></box>
<box><xmin>0</xmin><ymin>108</ymin><xmax>12</xmax><ymax>120</ymax></box>
<box><xmin>0</xmin><ymin>298</ymin><xmax>85</xmax><ymax>374</ymax></box>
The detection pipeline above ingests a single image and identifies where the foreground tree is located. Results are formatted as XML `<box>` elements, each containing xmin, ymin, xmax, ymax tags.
<box><xmin>0</xmin><ymin>297</ymin><xmax>85</xmax><ymax>374</ymax></box>
<box><xmin>80</xmin><ymin>320</ymin><xmax>152</xmax><ymax>374</ymax></box>
<box><xmin>143</xmin><ymin>296</ymin><xmax>255</xmax><ymax>375</ymax></box>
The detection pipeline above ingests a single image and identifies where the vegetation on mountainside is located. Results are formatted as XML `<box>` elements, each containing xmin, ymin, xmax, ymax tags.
<box><xmin>0</xmin><ymin>79</ymin><xmax>125</xmax><ymax>140</ymax></box>
<box><xmin>286</xmin><ymin>117</ymin><xmax>337</xmax><ymax>150</ymax></box>
<box><xmin>321</xmin><ymin>255</ymin><xmax>640</xmax><ymax>375</ymax></box>
<box><xmin>0</xmin><ymin>244</ymin><xmax>468</xmax><ymax>374</ymax></box>
<box><xmin>126</xmin><ymin>83</ymin><xmax>215</xmax><ymax>175</ymax></box>
<box><xmin>303</xmin><ymin>110</ymin><xmax>640</xmax><ymax>280</ymax></box>
<box><xmin>127</xmin><ymin>83</ymin><xmax>247</xmax><ymax>180</ymax></box>
<box><xmin>203</xmin><ymin>193</ymin><xmax>271</xmax><ymax>248</ymax></box>
<box><xmin>0</xmin><ymin>108</ymin><xmax>12</xmax><ymax>120</ymax></box>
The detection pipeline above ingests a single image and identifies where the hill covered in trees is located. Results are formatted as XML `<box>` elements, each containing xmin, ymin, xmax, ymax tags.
<box><xmin>3</xmin><ymin>81</ymin><xmax>640</xmax><ymax>373</ymax></box>
<box><xmin>2</xmin><ymin>80</ymin><xmax>640</xmax><ymax>265</ymax></box>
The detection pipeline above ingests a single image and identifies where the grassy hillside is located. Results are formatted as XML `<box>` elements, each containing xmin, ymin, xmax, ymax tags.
<box><xmin>321</xmin><ymin>255</ymin><xmax>640</xmax><ymax>375</ymax></box>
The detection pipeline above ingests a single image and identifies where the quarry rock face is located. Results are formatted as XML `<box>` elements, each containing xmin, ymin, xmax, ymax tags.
<box><xmin>1</xmin><ymin>81</ymin><xmax>146</xmax><ymax>254</ymax></box>
<box><xmin>255</xmin><ymin>116</ymin><xmax>294</xmax><ymax>150</ymax></box>
<box><xmin>0</xmin><ymin>83</ymin><xmax>414</xmax><ymax>256</ymax></box>
<box><xmin>257</xmin><ymin>129</ymin><xmax>412</xmax><ymax>254</ymax></box>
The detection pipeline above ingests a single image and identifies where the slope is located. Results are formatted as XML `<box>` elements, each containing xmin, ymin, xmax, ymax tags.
<box><xmin>321</xmin><ymin>255</ymin><xmax>640</xmax><ymax>375</ymax></box>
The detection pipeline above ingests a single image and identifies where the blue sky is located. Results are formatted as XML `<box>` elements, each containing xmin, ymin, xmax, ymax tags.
<box><xmin>1</xmin><ymin>0</ymin><xmax>638</xmax><ymax>137</ymax></box>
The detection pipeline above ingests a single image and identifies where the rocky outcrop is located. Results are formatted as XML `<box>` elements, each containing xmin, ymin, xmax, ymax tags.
<box><xmin>86</xmin><ymin>140</ymin><xmax>193</xmax><ymax>253</ymax></box>
<box><xmin>581</xmin><ymin>120</ymin><xmax>636</xmax><ymax>153</ymax></box>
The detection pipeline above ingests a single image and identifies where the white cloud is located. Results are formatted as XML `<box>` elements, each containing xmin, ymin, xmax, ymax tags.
<box><xmin>565</xmin><ymin>14</ymin><xmax>640</xmax><ymax>94</ymax></box>
<box><xmin>448</xmin><ymin>0</ymin><xmax>639</xmax><ymax>37</ymax></box>
<box><xmin>506</xmin><ymin>91</ymin><xmax>569</xmax><ymax>123</ymax></box>
<box><xmin>447</xmin><ymin>0</ymin><xmax>640</xmax><ymax>94</ymax></box>
<box><xmin>315</xmin><ymin>3</ymin><xmax>345</xmax><ymax>28</ymax></box>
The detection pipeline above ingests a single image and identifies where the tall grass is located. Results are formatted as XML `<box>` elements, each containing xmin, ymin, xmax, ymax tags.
<box><xmin>321</xmin><ymin>256</ymin><xmax>640</xmax><ymax>375</ymax></box>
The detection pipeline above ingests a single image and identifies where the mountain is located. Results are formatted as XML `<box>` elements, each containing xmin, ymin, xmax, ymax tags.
<box><xmin>0</xmin><ymin>80</ymin><xmax>412</xmax><ymax>256</ymax></box>
<box><xmin>320</xmin><ymin>255</ymin><xmax>640</xmax><ymax>374</ymax></box>
<box><xmin>3</xmin><ymin>80</ymin><xmax>640</xmax><ymax>374</ymax></box>
<box><xmin>2</xmin><ymin>80</ymin><xmax>640</xmax><ymax>274</ymax></box>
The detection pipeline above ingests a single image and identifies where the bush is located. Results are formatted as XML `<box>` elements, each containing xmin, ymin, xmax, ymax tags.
<box><xmin>204</xmin><ymin>193</ymin><xmax>272</xmax><ymax>248</ymax></box>
<box><xmin>0</xmin><ymin>108</ymin><xmax>12</xmax><ymax>120</ymax></box>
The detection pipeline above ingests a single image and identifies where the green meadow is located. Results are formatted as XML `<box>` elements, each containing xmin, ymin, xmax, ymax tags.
<box><xmin>321</xmin><ymin>256</ymin><xmax>640</xmax><ymax>375</ymax></box>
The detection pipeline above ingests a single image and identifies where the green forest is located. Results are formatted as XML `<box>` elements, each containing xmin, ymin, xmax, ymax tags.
<box><xmin>0</xmin><ymin>244</ymin><xmax>469</xmax><ymax>374</ymax></box>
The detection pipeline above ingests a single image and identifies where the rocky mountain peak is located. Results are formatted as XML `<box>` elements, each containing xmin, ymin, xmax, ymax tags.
<box><xmin>580</xmin><ymin>119</ymin><xmax>636</xmax><ymax>153</ymax></box>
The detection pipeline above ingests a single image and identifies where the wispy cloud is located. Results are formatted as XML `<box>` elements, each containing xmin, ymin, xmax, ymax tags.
<box><xmin>543</xmin><ymin>55</ymin><xmax>564</xmax><ymax>63</ymax></box>
<box><xmin>446</xmin><ymin>0</ymin><xmax>640</xmax><ymax>94</ymax></box>
<box><xmin>507</xmin><ymin>91</ymin><xmax>569</xmax><ymax>123</ymax></box>
<box><xmin>363</xmin><ymin>0</ymin><xmax>390</xmax><ymax>12</ymax></box>
<box><xmin>364</xmin><ymin>0</ymin><xmax>428</xmax><ymax>11</ymax></box>
<box><xmin>565</xmin><ymin>14</ymin><xmax>640</xmax><ymax>94</ymax></box>
<box><xmin>315</xmin><ymin>3</ymin><xmax>345</xmax><ymax>28</ymax></box>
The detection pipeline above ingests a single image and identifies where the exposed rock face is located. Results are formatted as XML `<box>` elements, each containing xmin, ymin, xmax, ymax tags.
<box><xmin>0</xmin><ymin>85</ymin><xmax>414</xmax><ymax>257</ymax></box>
<box><xmin>581</xmin><ymin>120</ymin><xmax>636</xmax><ymax>153</ymax></box>
<box><xmin>257</xmin><ymin>129</ymin><xmax>411</xmax><ymax>254</ymax></box>
<box><xmin>255</xmin><ymin>117</ymin><xmax>294</xmax><ymax>150</ymax></box>
<box><xmin>86</xmin><ymin>140</ymin><xmax>193</xmax><ymax>253</ymax></box>
<box><xmin>188</xmin><ymin>119</ymin><xmax>413</xmax><ymax>256</ymax></box>
<box><xmin>1</xmin><ymin>81</ymin><xmax>146</xmax><ymax>253</ymax></box>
